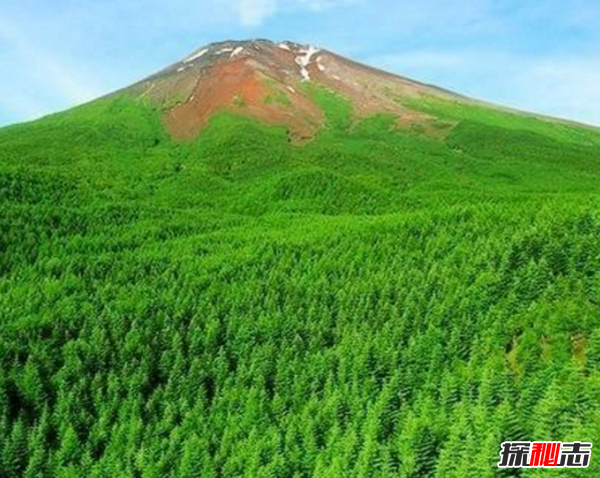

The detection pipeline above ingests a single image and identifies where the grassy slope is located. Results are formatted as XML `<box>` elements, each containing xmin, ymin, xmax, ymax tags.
<box><xmin>1</xmin><ymin>88</ymin><xmax>600</xmax><ymax>477</ymax></box>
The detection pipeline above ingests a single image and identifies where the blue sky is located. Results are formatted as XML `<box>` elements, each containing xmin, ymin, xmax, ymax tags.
<box><xmin>1</xmin><ymin>0</ymin><xmax>599</xmax><ymax>126</ymax></box>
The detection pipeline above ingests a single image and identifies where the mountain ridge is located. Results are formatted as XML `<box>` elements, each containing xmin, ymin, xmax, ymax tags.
<box><xmin>117</xmin><ymin>39</ymin><xmax>466</xmax><ymax>142</ymax></box>
<box><xmin>96</xmin><ymin>38</ymin><xmax>598</xmax><ymax>144</ymax></box>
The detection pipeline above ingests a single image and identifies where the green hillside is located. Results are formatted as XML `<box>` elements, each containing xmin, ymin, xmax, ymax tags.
<box><xmin>2</xmin><ymin>87</ymin><xmax>600</xmax><ymax>477</ymax></box>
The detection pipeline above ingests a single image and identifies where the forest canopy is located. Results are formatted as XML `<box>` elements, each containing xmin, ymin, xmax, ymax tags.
<box><xmin>1</xmin><ymin>93</ymin><xmax>600</xmax><ymax>477</ymax></box>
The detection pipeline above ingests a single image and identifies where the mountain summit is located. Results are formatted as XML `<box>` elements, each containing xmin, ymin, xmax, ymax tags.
<box><xmin>125</xmin><ymin>39</ymin><xmax>457</xmax><ymax>141</ymax></box>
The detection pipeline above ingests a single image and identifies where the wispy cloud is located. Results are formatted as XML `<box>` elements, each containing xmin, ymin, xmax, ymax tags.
<box><xmin>234</xmin><ymin>0</ymin><xmax>360</xmax><ymax>27</ymax></box>
<box><xmin>236</xmin><ymin>0</ymin><xmax>278</xmax><ymax>26</ymax></box>
<box><xmin>296</xmin><ymin>0</ymin><xmax>360</xmax><ymax>11</ymax></box>
<box><xmin>0</xmin><ymin>16</ymin><xmax>99</xmax><ymax>104</ymax></box>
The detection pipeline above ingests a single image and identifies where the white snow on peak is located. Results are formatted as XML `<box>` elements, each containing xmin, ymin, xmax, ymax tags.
<box><xmin>216</xmin><ymin>47</ymin><xmax>234</xmax><ymax>55</ymax></box>
<box><xmin>295</xmin><ymin>45</ymin><xmax>320</xmax><ymax>82</ymax></box>
<box><xmin>316</xmin><ymin>56</ymin><xmax>326</xmax><ymax>72</ymax></box>
<box><xmin>177</xmin><ymin>66</ymin><xmax>186</xmax><ymax>72</ymax></box>
<box><xmin>184</xmin><ymin>48</ymin><xmax>209</xmax><ymax>63</ymax></box>
<box><xmin>230</xmin><ymin>47</ymin><xmax>244</xmax><ymax>58</ymax></box>
<box><xmin>278</xmin><ymin>43</ymin><xmax>291</xmax><ymax>51</ymax></box>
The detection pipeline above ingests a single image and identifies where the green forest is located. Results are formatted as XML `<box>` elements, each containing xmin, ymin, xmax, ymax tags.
<box><xmin>1</xmin><ymin>88</ymin><xmax>600</xmax><ymax>477</ymax></box>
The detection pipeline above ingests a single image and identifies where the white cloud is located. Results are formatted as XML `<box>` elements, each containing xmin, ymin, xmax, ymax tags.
<box><xmin>296</xmin><ymin>0</ymin><xmax>358</xmax><ymax>10</ymax></box>
<box><xmin>0</xmin><ymin>14</ymin><xmax>103</xmax><ymax>123</ymax></box>
<box><xmin>233</xmin><ymin>0</ymin><xmax>360</xmax><ymax>26</ymax></box>
<box><xmin>0</xmin><ymin>16</ymin><xmax>99</xmax><ymax>104</ymax></box>
<box><xmin>236</xmin><ymin>0</ymin><xmax>278</xmax><ymax>27</ymax></box>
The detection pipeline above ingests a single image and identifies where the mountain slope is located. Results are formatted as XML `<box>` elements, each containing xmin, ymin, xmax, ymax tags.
<box><xmin>122</xmin><ymin>39</ymin><xmax>459</xmax><ymax>141</ymax></box>
<box><xmin>1</xmin><ymin>40</ymin><xmax>600</xmax><ymax>477</ymax></box>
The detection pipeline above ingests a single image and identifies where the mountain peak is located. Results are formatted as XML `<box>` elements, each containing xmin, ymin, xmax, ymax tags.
<box><xmin>178</xmin><ymin>39</ymin><xmax>324</xmax><ymax>83</ymax></box>
<box><xmin>125</xmin><ymin>39</ymin><xmax>455</xmax><ymax>141</ymax></box>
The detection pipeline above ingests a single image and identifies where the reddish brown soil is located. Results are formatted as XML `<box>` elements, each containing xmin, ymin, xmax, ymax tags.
<box><xmin>164</xmin><ymin>58</ymin><xmax>323</xmax><ymax>141</ymax></box>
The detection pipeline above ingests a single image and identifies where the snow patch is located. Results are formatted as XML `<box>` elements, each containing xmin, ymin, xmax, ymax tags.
<box><xmin>230</xmin><ymin>47</ymin><xmax>244</xmax><ymax>58</ymax></box>
<box><xmin>216</xmin><ymin>47</ymin><xmax>234</xmax><ymax>55</ymax></box>
<box><xmin>287</xmin><ymin>86</ymin><xmax>296</xmax><ymax>94</ymax></box>
<box><xmin>295</xmin><ymin>45</ymin><xmax>320</xmax><ymax>82</ymax></box>
<box><xmin>316</xmin><ymin>57</ymin><xmax>326</xmax><ymax>72</ymax></box>
<box><xmin>177</xmin><ymin>66</ymin><xmax>185</xmax><ymax>72</ymax></box>
<box><xmin>278</xmin><ymin>43</ymin><xmax>291</xmax><ymax>51</ymax></box>
<box><xmin>332</xmin><ymin>75</ymin><xmax>341</xmax><ymax>81</ymax></box>
<box><xmin>184</xmin><ymin>48</ymin><xmax>208</xmax><ymax>63</ymax></box>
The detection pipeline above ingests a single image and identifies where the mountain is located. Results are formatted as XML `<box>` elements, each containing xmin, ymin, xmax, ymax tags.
<box><xmin>122</xmin><ymin>39</ymin><xmax>460</xmax><ymax>142</ymax></box>
<box><xmin>1</xmin><ymin>40</ymin><xmax>600</xmax><ymax>477</ymax></box>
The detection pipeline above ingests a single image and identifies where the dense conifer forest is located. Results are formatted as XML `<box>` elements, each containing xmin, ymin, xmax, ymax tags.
<box><xmin>1</xmin><ymin>89</ymin><xmax>600</xmax><ymax>476</ymax></box>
